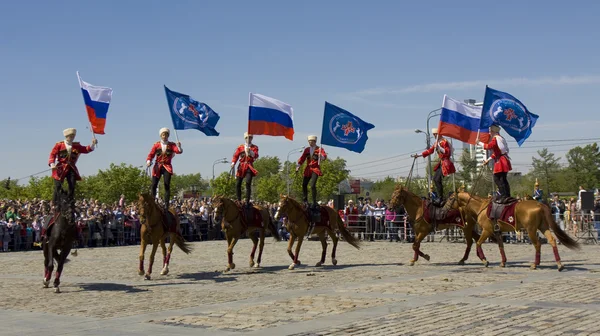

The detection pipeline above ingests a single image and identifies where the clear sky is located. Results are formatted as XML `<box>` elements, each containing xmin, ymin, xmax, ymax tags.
<box><xmin>2</xmin><ymin>1</ymin><xmax>599</xmax><ymax>184</ymax></box>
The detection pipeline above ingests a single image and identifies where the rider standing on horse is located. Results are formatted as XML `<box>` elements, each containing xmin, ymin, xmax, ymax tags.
<box><xmin>479</xmin><ymin>124</ymin><xmax>512</xmax><ymax>203</ymax></box>
<box><xmin>146</xmin><ymin>127</ymin><xmax>182</xmax><ymax>210</ymax></box>
<box><xmin>296</xmin><ymin>135</ymin><xmax>327</xmax><ymax>209</ymax></box>
<box><xmin>48</xmin><ymin>128</ymin><xmax>97</xmax><ymax>209</ymax></box>
<box><xmin>413</xmin><ymin>128</ymin><xmax>455</xmax><ymax>206</ymax></box>
<box><xmin>231</xmin><ymin>132</ymin><xmax>259</xmax><ymax>209</ymax></box>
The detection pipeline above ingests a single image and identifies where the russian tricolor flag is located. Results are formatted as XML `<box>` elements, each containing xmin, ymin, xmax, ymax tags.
<box><xmin>77</xmin><ymin>71</ymin><xmax>113</xmax><ymax>135</ymax></box>
<box><xmin>248</xmin><ymin>93</ymin><xmax>294</xmax><ymax>140</ymax></box>
<box><xmin>438</xmin><ymin>95</ymin><xmax>490</xmax><ymax>145</ymax></box>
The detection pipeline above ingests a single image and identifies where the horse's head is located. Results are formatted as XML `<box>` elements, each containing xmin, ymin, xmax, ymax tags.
<box><xmin>274</xmin><ymin>194</ymin><xmax>291</xmax><ymax>221</ymax></box>
<box><xmin>137</xmin><ymin>193</ymin><xmax>156</xmax><ymax>226</ymax></box>
<box><xmin>212</xmin><ymin>195</ymin><xmax>225</xmax><ymax>225</ymax></box>
<box><xmin>390</xmin><ymin>184</ymin><xmax>407</xmax><ymax>209</ymax></box>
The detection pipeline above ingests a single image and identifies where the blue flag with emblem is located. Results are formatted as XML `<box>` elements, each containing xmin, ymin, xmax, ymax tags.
<box><xmin>164</xmin><ymin>85</ymin><xmax>220</xmax><ymax>136</ymax></box>
<box><xmin>480</xmin><ymin>86</ymin><xmax>538</xmax><ymax>146</ymax></box>
<box><xmin>320</xmin><ymin>102</ymin><xmax>375</xmax><ymax>153</ymax></box>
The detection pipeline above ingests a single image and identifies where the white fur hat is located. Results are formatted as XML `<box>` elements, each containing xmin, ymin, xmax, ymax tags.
<box><xmin>307</xmin><ymin>135</ymin><xmax>317</xmax><ymax>141</ymax></box>
<box><xmin>63</xmin><ymin>128</ymin><xmax>76</xmax><ymax>137</ymax></box>
<box><xmin>431</xmin><ymin>128</ymin><xmax>438</xmax><ymax>134</ymax></box>
<box><xmin>490</xmin><ymin>125</ymin><xmax>501</xmax><ymax>133</ymax></box>
<box><xmin>159</xmin><ymin>127</ymin><xmax>170</xmax><ymax>136</ymax></box>
<box><xmin>244</xmin><ymin>132</ymin><xmax>252</xmax><ymax>138</ymax></box>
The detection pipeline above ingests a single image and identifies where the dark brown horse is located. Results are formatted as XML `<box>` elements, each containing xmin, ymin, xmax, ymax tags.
<box><xmin>274</xmin><ymin>195</ymin><xmax>360</xmax><ymax>270</ymax></box>
<box><xmin>42</xmin><ymin>190</ymin><xmax>76</xmax><ymax>293</ymax></box>
<box><xmin>390</xmin><ymin>185</ymin><xmax>483</xmax><ymax>266</ymax></box>
<box><xmin>456</xmin><ymin>191</ymin><xmax>579</xmax><ymax>271</ymax></box>
<box><xmin>137</xmin><ymin>193</ymin><xmax>192</xmax><ymax>280</ymax></box>
<box><xmin>212</xmin><ymin>196</ymin><xmax>280</xmax><ymax>271</ymax></box>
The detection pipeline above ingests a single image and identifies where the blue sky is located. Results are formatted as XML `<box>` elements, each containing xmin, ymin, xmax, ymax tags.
<box><xmin>2</xmin><ymin>1</ymin><xmax>600</xmax><ymax>184</ymax></box>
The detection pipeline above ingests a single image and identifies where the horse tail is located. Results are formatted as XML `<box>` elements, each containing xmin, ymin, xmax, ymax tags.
<box><xmin>541</xmin><ymin>203</ymin><xmax>580</xmax><ymax>250</ymax></box>
<box><xmin>173</xmin><ymin>232</ymin><xmax>193</xmax><ymax>254</ymax></box>
<box><xmin>267</xmin><ymin>215</ymin><xmax>281</xmax><ymax>242</ymax></box>
<box><xmin>334</xmin><ymin>212</ymin><xmax>360</xmax><ymax>249</ymax></box>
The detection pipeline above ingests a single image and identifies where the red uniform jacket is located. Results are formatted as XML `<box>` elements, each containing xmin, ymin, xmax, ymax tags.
<box><xmin>298</xmin><ymin>146</ymin><xmax>327</xmax><ymax>177</ymax></box>
<box><xmin>482</xmin><ymin>135</ymin><xmax>512</xmax><ymax>174</ymax></box>
<box><xmin>146</xmin><ymin>141</ymin><xmax>182</xmax><ymax>178</ymax></box>
<box><xmin>421</xmin><ymin>138</ymin><xmax>456</xmax><ymax>176</ymax></box>
<box><xmin>232</xmin><ymin>144</ymin><xmax>259</xmax><ymax>178</ymax></box>
<box><xmin>344</xmin><ymin>206</ymin><xmax>359</xmax><ymax>225</ymax></box>
<box><xmin>48</xmin><ymin>141</ymin><xmax>94</xmax><ymax>181</ymax></box>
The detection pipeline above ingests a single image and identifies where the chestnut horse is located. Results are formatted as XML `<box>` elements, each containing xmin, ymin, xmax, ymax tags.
<box><xmin>211</xmin><ymin>196</ymin><xmax>280</xmax><ymax>271</ymax></box>
<box><xmin>42</xmin><ymin>189</ymin><xmax>76</xmax><ymax>293</ymax></box>
<box><xmin>456</xmin><ymin>191</ymin><xmax>579</xmax><ymax>271</ymax></box>
<box><xmin>274</xmin><ymin>195</ymin><xmax>360</xmax><ymax>270</ymax></box>
<box><xmin>390</xmin><ymin>185</ymin><xmax>483</xmax><ymax>266</ymax></box>
<box><xmin>137</xmin><ymin>193</ymin><xmax>192</xmax><ymax>280</ymax></box>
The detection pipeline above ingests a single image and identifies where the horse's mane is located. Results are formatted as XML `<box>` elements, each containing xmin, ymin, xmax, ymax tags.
<box><xmin>282</xmin><ymin>196</ymin><xmax>302</xmax><ymax>209</ymax></box>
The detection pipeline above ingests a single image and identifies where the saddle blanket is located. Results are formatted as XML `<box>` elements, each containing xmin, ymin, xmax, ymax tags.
<box><xmin>486</xmin><ymin>201</ymin><xmax>518</xmax><ymax>228</ymax></box>
<box><xmin>237</xmin><ymin>205</ymin><xmax>264</xmax><ymax>228</ymax></box>
<box><xmin>303</xmin><ymin>206</ymin><xmax>329</xmax><ymax>227</ymax></box>
<box><xmin>422</xmin><ymin>201</ymin><xmax>464</xmax><ymax>227</ymax></box>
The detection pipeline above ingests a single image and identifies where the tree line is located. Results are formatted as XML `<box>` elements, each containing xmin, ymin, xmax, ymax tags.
<box><xmin>1</xmin><ymin>143</ymin><xmax>598</xmax><ymax>204</ymax></box>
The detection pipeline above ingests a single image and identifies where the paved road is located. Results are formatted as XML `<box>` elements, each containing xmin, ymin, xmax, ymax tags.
<box><xmin>1</xmin><ymin>237</ymin><xmax>599</xmax><ymax>335</ymax></box>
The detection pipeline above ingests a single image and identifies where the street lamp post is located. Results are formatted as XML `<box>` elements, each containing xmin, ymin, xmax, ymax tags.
<box><xmin>211</xmin><ymin>158</ymin><xmax>229</xmax><ymax>192</ymax></box>
<box><xmin>286</xmin><ymin>147</ymin><xmax>305</xmax><ymax>195</ymax></box>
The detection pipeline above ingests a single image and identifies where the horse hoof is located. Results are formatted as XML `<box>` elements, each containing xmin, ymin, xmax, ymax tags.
<box><xmin>295</xmin><ymin>260</ymin><xmax>301</xmax><ymax>265</ymax></box>
<box><xmin>332</xmin><ymin>258</ymin><xmax>338</xmax><ymax>266</ymax></box>
<box><xmin>423</xmin><ymin>255</ymin><xmax>430</xmax><ymax>261</ymax></box>
<box><xmin>54</xmin><ymin>287</ymin><xmax>60</xmax><ymax>293</ymax></box>
<box><xmin>500</xmin><ymin>262</ymin><xmax>506</xmax><ymax>268</ymax></box>
<box><xmin>160</xmin><ymin>268</ymin><xmax>169</xmax><ymax>276</ymax></box>
<box><xmin>43</xmin><ymin>280</ymin><xmax>50</xmax><ymax>288</ymax></box>
<box><xmin>530</xmin><ymin>264</ymin><xmax>537</xmax><ymax>270</ymax></box>
<box><xmin>457</xmin><ymin>260</ymin><xmax>465</xmax><ymax>266</ymax></box>
<box><xmin>315</xmin><ymin>262</ymin><xmax>323</xmax><ymax>267</ymax></box>
<box><xmin>253</xmin><ymin>263</ymin><xmax>260</xmax><ymax>268</ymax></box>
<box><xmin>483</xmin><ymin>260</ymin><xmax>489</xmax><ymax>268</ymax></box>
<box><xmin>229</xmin><ymin>263</ymin><xmax>236</xmax><ymax>270</ymax></box>
<box><xmin>249</xmin><ymin>260</ymin><xmax>255</xmax><ymax>268</ymax></box>
<box><xmin>558</xmin><ymin>264</ymin><xmax>564</xmax><ymax>272</ymax></box>
<box><xmin>144</xmin><ymin>274</ymin><xmax>151</xmax><ymax>280</ymax></box>
<box><xmin>138</xmin><ymin>270</ymin><xmax>145</xmax><ymax>276</ymax></box>
<box><xmin>288</xmin><ymin>263</ymin><xmax>296</xmax><ymax>270</ymax></box>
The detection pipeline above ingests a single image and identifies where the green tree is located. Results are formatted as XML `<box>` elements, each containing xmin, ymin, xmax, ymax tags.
<box><xmin>210</xmin><ymin>171</ymin><xmax>236</xmax><ymax>198</ymax></box>
<box><xmin>158</xmin><ymin>173</ymin><xmax>207</xmax><ymax>198</ymax></box>
<box><xmin>80</xmin><ymin>163</ymin><xmax>147</xmax><ymax>203</ymax></box>
<box><xmin>252</xmin><ymin>156</ymin><xmax>281</xmax><ymax>178</ymax></box>
<box><xmin>22</xmin><ymin>176</ymin><xmax>55</xmax><ymax>200</ymax></box>
<box><xmin>368</xmin><ymin>177</ymin><xmax>397</xmax><ymax>201</ymax></box>
<box><xmin>531</xmin><ymin>148</ymin><xmax>562</xmax><ymax>195</ymax></box>
<box><xmin>565</xmin><ymin>143</ymin><xmax>600</xmax><ymax>190</ymax></box>
<box><xmin>254</xmin><ymin>174</ymin><xmax>286</xmax><ymax>203</ymax></box>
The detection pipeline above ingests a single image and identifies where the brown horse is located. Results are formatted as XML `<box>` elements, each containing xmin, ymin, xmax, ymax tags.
<box><xmin>137</xmin><ymin>193</ymin><xmax>192</xmax><ymax>280</ymax></box>
<box><xmin>390</xmin><ymin>185</ymin><xmax>483</xmax><ymax>266</ymax></box>
<box><xmin>211</xmin><ymin>196</ymin><xmax>280</xmax><ymax>271</ymax></box>
<box><xmin>273</xmin><ymin>195</ymin><xmax>360</xmax><ymax>270</ymax></box>
<box><xmin>456</xmin><ymin>191</ymin><xmax>579</xmax><ymax>271</ymax></box>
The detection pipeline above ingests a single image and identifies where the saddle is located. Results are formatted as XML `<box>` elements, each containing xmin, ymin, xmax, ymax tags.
<box><xmin>486</xmin><ymin>197</ymin><xmax>518</xmax><ymax>230</ymax></box>
<box><xmin>41</xmin><ymin>212</ymin><xmax>61</xmax><ymax>238</ymax></box>
<box><xmin>422</xmin><ymin>200</ymin><xmax>463</xmax><ymax>230</ymax></box>
<box><xmin>234</xmin><ymin>202</ymin><xmax>263</xmax><ymax>230</ymax></box>
<box><xmin>302</xmin><ymin>203</ymin><xmax>325</xmax><ymax>225</ymax></box>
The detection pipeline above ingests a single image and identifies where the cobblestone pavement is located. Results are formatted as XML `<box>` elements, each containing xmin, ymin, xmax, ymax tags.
<box><xmin>1</xmin><ymin>237</ymin><xmax>600</xmax><ymax>335</ymax></box>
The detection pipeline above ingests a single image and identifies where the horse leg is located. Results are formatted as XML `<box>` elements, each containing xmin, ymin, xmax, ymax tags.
<box><xmin>315</xmin><ymin>230</ymin><xmax>327</xmax><ymax>267</ymax></box>
<box><xmin>145</xmin><ymin>242</ymin><xmax>159</xmax><ymax>280</ymax></box>
<box><xmin>329</xmin><ymin>228</ymin><xmax>339</xmax><ymax>266</ymax></box>
<box><xmin>54</xmin><ymin>246</ymin><xmax>71</xmax><ymax>293</ymax></box>
<box><xmin>459</xmin><ymin>228</ymin><xmax>473</xmax><ymax>265</ymax></box>
<box><xmin>43</xmin><ymin>239</ymin><xmax>52</xmax><ymax>288</ymax></box>
<box><xmin>409</xmin><ymin>231</ymin><xmax>428</xmax><ymax>266</ymax></box>
<box><xmin>226</xmin><ymin>236</ymin><xmax>239</xmax><ymax>271</ymax></box>
<box><xmin>475</xmin><ymin>229</ymin><xmax>492</xmax><ymax>267</ymax></box>
<box><xmin>138</xmin><ymin>239</ymin><xmax>147</xmax><ymax>276</ymax></box>
<box><xmin>255</xmin><ymin>229</ymin><xmax>265</xmax><ymax>268</ymax></box>
<box><xmin>526</xmin><ymin>228</ymin><xmax>541</xmax><ymax>270</ymax></box>
<box><xmin>160</xmin><ymin>237</ymin><xmax>170</xmax><ymax>275</ymax></box>
<box><xmin>497</xmin><ymin>231</ymin><xmax>508</xmax><ymax>268</ymax></box>
<box><xmin>289</xmin><ymin>235</ymin><xmax>304</xmax><ymax>270</ymax></box>
<box><xmin>249</xmin><ymin>231</ymin><xmax>258</xmax><ymax>267</ymax></box>
<box><xmin>287</xmin><ymin>233</ymin><xmax>296</xmax><ymax>262</ymax></box>
<box><xmin>542</xmin><ymin>229</ymin><xmax>564</xmax><ymax>272</ymax></box>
